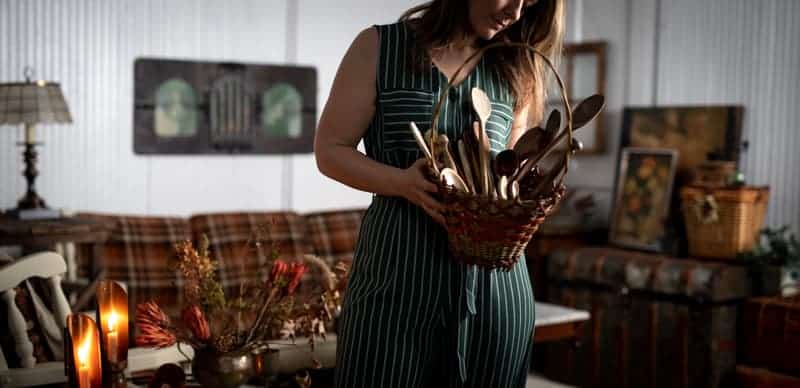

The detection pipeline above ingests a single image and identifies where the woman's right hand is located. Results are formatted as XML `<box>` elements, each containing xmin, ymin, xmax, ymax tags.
<box><xmin>395</xmin><ymin>158</ymin><xmax>445</xmax><ymax>225</ymax></box>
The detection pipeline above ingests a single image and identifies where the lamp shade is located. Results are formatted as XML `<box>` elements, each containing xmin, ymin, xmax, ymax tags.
<box><xmin>0</xmin><ymin>81</ymin><xmax>72</xmax><ymax>125</ymax></box>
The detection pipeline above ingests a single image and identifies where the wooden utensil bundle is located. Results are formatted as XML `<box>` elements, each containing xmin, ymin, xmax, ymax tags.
<box><xmin>409</xmin><ymin>91</ymin><xmax>605</xmax><ymax>203</ymax></box>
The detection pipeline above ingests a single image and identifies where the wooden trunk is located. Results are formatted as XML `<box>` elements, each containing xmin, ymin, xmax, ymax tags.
<box><xmin>741</xmin><ymin>296</ymin><xmax>800</xmax><ymax>376</ymax></box>
<box><xmin>737</xmin><ymin>365</ymin><xmax>800</xmax><ymax>388</ymax></box>
<box><xmin>541</xmin><ymin>247</ymin><xmax>752</xmax><ymax>388</ymax></box>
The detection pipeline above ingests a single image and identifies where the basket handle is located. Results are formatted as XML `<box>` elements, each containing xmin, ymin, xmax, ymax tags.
<box><xmin>428</xmin><ymin>42</ymin><xmax>573</xmax><ymax>181</ymax></box>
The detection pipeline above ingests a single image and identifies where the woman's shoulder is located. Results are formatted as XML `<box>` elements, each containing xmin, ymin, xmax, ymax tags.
<box><xmin>347</xmin><ymin>21</ymin><xmax>408</xmax><ymax>58</ymax></box>
<box><xmin>347</xmin><ymin>27</ymin><xmax>379</xmax><ymax>65</ymax></box>
<box><xmin>372</xmin><ymin>20</ymin><xmax>414</xmax><ymax>37</ymax></box>
<box><xmin>373</xmin><ymin>20</ymin><xmax>408</xmax><ymax>30</ymax></box>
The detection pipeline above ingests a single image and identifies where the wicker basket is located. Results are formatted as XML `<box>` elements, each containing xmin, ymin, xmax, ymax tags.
<box><xmin>427</xmin><ymin>42</ymin><xmax>577</xmax><ymax>271</ymax></box>
<box><xmin>437</xmin><ymin>184</ymin><xmax>563</xmax><ymax>270</ymax></box>
<box><xmin>680</xmin><ymin>185</ymin><xmax>770</xmax><ymax>260</ymax></box>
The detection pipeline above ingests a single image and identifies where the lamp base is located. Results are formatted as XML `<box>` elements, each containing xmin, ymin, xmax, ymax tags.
<box><xmin>19</xmin><ymin>140</ymin><xmax>44</xmax><ymax>207</ymax></box>
<box><xmin>17</xmin><ymin>191</ymin><xmax>47</xmax><ymax>210</ymax></box>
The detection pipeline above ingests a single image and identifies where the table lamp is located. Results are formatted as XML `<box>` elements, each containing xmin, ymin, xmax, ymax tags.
<box><xmin>0</xmin><ymin>67</ymin><xmax>72</xmax><ymax>219</ymax></box>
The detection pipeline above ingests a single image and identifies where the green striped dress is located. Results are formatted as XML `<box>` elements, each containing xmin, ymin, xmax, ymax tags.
<box><xmin>335</xmin><ymin>21</ymin><xmax>535</xmax><ymax>388</ymax></box>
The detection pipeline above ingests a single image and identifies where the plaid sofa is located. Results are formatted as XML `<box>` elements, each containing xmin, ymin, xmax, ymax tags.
<box><xmin>76</xmin><ymin>209</ymin><xmax>365</xmax><ymax>320</ymax></box>
<box><xmin>76</xmin><ymin>213</ymin><xmax>192</xmax><ymax>312</ymax></box>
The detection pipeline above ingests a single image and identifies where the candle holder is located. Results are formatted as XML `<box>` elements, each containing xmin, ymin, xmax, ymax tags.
<box><xmin>65</xmin><ymin>314</ymin><xmax>103</xmax><ymax>388</ymax></box>
<box><xmin>96</xmin><ymin>280</ymin><xmax>129</xmax><ymax>388</ymax></box>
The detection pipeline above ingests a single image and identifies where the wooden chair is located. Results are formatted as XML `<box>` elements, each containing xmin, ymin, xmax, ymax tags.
<box><xmin>0</xmin><ymin>251</ymin><xmax>71</xmax><ymax>387</ymax></box>
<box><xmin>0</xmin><ymin>252</ymin><xmax>189</xmax><ymax>387</ymax></box>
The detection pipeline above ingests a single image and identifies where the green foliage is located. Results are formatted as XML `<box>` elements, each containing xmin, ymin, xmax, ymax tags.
<box><xmin>739</xmin><ymin>226</ymin><xmax>800</xmax><ymax>267</ymax></box>
<box><xmin>201</xmin><ymin>276</ymin><xmax>227</xmax><ymax>311</ymax></box>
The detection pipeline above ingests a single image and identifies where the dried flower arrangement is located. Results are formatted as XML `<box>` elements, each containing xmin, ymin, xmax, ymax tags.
<box><xmin>135</xmin><ymin>228</ymin><xmax>344</xmax><ymax>362</ymax></box>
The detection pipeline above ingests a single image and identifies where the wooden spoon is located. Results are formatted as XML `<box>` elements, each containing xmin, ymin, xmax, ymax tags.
<box><xmin>571</xmin><ymin>94</ymin><xmax>606</xmax><ymax>130</ymax></box>
<box><xmin>509</xmin><ymin>180</ymin><xmax>520</xmax><ymax>201</ymax></box>
<box><xmin>438</xmin><ymin>134</ymin><xmax>459</xmax><ymax>171</ymax></box>
<box><xmin>545</xmin><ymin>109</ymin><xmax>561</xmax><ymax>134</ymax></box>
<box><xmin>409</xmin><ymin>121</ymin><xmax>438</xmax><ymax>175</ymax></box>
<box><xmin>471</xmin><ymin>88</ymin><xmax>493</xmax><ymax>196</ymax></box>
<box><xmin>494</xmin><ymin>149</ymin><xmax>519</xmax><ymax>199</ymax></box>
<box><xmin>528</xmin><ymin>138</ymin><xmax>583</xmax><ymax>198</ymax></box>
<box><xmin>512</xmin><ymin>126</ymin><xmax>545</xmax><ymax>160</ymax></box>
<box><xmin>440</xmin><ymin>168</ymin><xmax>470</xmax><ymax>193</ymax></box>
<box><xmin>457</xmin><ymin>140</ymin><xmax>476</xmax><ymax>193</ymax></box>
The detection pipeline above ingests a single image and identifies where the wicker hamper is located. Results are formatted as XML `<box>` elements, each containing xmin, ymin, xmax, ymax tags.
<box><xmin>680</xmin><ymin>185</ymin><xmax>769</xmax><ymax>260</ymax></box>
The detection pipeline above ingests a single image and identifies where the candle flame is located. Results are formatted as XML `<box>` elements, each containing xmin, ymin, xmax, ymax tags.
<box><xmin>107</xmin><ymin>310</ymin><xmax>118</xmax><ymax>332</ymax></box>
<box><xmin>77</xmin><ymin>334</ymin><xmax>91</xmax><ymax>368</ymax></box>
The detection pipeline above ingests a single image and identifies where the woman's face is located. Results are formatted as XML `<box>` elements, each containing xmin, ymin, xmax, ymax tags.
<box><xmin>468</xmin><ymin>0</ymin><xmax>538</xmax><ymax>40</ymax></box>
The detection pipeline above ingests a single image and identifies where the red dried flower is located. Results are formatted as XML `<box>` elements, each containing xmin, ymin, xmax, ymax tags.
<box><xmin>136</xmin><ymin>321</ymin><xmax>177</xmax><ymax>348</ymax></box>
<box><xmin>286</xmin><ymin>262</ymin><xmax>307</xmax><ymax>296</ymax></box>
<box><xmin>136</xmin><ymin>301</ymin><xmax>177</xmax><ymax>348</ymax></box>
<box><xmin>181</xmin><ymin>304</ymin><xmax>211</xmax><ymax>342</ymax></box>
<box><xmin>269</xmin><ymin>260</ymin><xmax>289</xmax><ymax>285</ymax></box>
<box><xmin>136</xmin><ymin>301</ymin><xmax>170</xmax><ymax>327</ymax></box>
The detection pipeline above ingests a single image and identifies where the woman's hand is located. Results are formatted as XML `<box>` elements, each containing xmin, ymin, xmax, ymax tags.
<box><xmin>394</xmin><ymin>158</ymin><xmax>445</xmax><ymax>225</ymax></box>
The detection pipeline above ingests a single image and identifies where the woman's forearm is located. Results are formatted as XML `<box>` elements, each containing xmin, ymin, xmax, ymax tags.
<box><xmin>316</xmin><ymin>144</ymin><xmax>404</xmax><ymax>197</ymax></box>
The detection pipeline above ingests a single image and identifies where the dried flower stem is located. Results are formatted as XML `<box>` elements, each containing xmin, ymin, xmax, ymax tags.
<box><xmin>245</xmin><ymin>287</ymin><xmax>278</xmax><ymax>344</ymax></box>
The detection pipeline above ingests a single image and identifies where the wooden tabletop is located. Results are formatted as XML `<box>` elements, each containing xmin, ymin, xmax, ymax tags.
<box><xmin>534</xmin><ymin>302</ymin><xmax>590</xmax><ymax>344</ymax></box>
<box><xmin>0</xmin><ymin>215</ymin><xmax>113</xmax><ymax>246</ymax></box>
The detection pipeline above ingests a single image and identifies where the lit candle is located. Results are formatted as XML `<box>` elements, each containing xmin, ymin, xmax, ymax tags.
<box><xmin>77</xmin><ymin>335</ymin><xmax>91</xmax><ymax>388</ymax></box>
<box><xmin>106</xmin><ymin>310</ymin><xmax>119</xmax><ymax>363</ymax></box>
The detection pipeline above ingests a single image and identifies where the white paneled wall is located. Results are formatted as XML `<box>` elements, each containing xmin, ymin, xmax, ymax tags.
<box><xmin>1</xmin><ymin>0</ymin><xmax>798</xmax><ymax>231</ymax></box>
<box><xmin>291</xmin><ymin>0</ymin><xmax>412</xmax><ymax>212</ymax></box>
<box><xmin>654</xmin><ymin>0</ymin><xmax>800</xmax><ymax>232</ymax></box>
<box><xmin>565</xmin><ymin>0</ymin><xmax>799</xmax><ymax>233</ymax></box>
<box><xmin>0</xmin><ymin>0</ymin><xmax>410</xmax><ymax>216</ymax></box>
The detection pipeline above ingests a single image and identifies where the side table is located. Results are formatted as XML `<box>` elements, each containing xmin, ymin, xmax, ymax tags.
<box><xmin>533</xmin><ymin>301</ymin><xmax>590</xmax><ymax>344</ymax></box>
<box><xmin>0</xmin><ymin>215</ymin><xmax>112</xmax><ymax>281</ymax></box>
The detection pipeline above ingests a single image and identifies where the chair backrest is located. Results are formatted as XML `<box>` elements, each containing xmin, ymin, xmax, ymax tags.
<box><xmin>0</xmin><ymin>252</ymin><xmax>71</xmax><ymax>371</ymax></box>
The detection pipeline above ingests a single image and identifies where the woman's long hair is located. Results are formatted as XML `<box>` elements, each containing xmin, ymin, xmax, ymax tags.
<box><xmin>400</xmin><ymin>0</ymin><xmax>564</xmax><ymax>123</ymax></box>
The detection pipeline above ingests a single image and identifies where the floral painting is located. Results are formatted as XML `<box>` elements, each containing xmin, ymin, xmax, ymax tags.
<box><xmin>610</xmin><ymin>148</ymin><xmax>678</xmax><ymax>251</ymax></box>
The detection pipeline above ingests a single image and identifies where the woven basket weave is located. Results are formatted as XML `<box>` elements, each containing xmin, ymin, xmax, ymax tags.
<box><xmin>429</xmin><ymin>42</ymin><xmax>573</xmax><ymax>271</ymax></box>
<box><xmin>680</xmin><ymin>185</ymin><xmax>770</xmax><ymax>260</ymax></box>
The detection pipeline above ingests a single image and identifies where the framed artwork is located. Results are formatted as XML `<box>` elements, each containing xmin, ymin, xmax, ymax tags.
<box><xmin>133</xmin><ymin>58</ymin><xmax>317</xmax><ymax>154</ymax></box>
<box><xmin>620</xmin><ymin>105</ymin><xmax>743</xmax><ymax>177</ymax></box>
<box><xmin>609</xmin><ymin>147</ymin><xmax>678</xmax><ymax>252</ymax></box>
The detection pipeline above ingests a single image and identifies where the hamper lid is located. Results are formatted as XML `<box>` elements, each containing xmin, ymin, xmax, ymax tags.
<box><xmin>680</xmin><ymin>185</ymin><xmax>770</xmax><ymax>203</ymax></box>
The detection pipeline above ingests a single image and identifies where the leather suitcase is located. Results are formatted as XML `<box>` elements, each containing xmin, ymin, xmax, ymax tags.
<box><xmin>541</xmin><ymin>247</ymin><xmax>753</xmax><ymax>388</ymax></box>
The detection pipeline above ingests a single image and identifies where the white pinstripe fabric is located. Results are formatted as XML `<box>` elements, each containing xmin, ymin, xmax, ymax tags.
<box><xmin>335</xmin><ymin>22</ymin><xmax>535</xmax><ymax>388</ymax></box>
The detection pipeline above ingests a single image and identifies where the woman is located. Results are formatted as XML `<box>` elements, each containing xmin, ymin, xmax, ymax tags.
<box><xmin>314</xmin><ymin>1</ymin><xmax>564</xmax><ymax>386</ymax></box>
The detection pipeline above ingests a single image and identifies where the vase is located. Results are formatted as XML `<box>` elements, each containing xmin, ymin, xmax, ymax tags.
<box><xmin>253</xmin><ymin>348</ymin><xmax>281</xmax><ymax>387</ymax></box>
<box><xmin>191</xmin><ymin>347</ymin><xmax>254</xmax><ymax>388</ymax></box>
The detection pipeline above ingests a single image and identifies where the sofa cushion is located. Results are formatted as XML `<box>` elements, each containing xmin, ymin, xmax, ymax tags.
<box><xmin>304</xmin><ymin>209</ymin><xmax>365</xmax><ymax>267</ymax></box>
<box><xmin>76</xmin><ymin>213</ymin><xmax>191</xmax><ymax>313</ymax></box>
<box><xmin>189</xmin><ymin>212</ymin><xmax>311</xmax><ymax>294</ymax></box>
